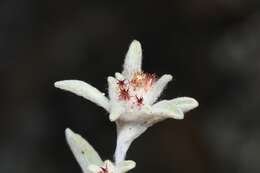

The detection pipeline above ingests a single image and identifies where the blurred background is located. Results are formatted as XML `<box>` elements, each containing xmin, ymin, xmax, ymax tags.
<box><xmin>1</xmin><ymin>0</ymin><xmax>260</xmax><ymax>172</ymax></box>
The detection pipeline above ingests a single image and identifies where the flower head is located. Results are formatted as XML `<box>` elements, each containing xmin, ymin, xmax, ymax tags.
<box><xmin>65</xmin><ymin>128</ymin><xmax>136</xmax><ymax>173</ymax></box>
<box><xmin>55</xmin><ymin>40</ymin><xmax>199</xmax><ymax>163</ymax></box>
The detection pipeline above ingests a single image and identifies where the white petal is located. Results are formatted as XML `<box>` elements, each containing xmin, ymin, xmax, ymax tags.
<box><xmin>108</xmin><ymin>77</ymin><xmax>124</xmax><ymax>121</ymax></box>
<box><xmin>117</xmin><ymin>160</ymin><xmax>136</xmax><ymax>173</ymax></box>
<box><xmin>87</xmin><ymin>165</ymin><xmax>102</xmax><ymax>173</ymax></box>
<box><xmin>169</xmin><ymin>97</ymin><xmax>199</xmax><ymax>113</ymax></box>
<box><xmin>103</xmin><ymin>160</ymin><xmax>115</xmax><ymax>172</ymax></box>
<box><xmin>122</xmin><ymin>40</ymin><xmax>143</xmax><ymax>79</ymax></box>
<box><xmin>55</xmin><ymin>80</ymin><xmax>110</xmax><ymax>112</ymax></box>
<box><xmin>115</xmin><ymin>72</ymin><xmax>125</xmax><ymax>81</ymax></box>
<box><xmin>152</xmin><ymin>100</ymin><xmax>184</xmax><ymax>119</ymax></box>
<box><xmin>145</xmin><ymin>74</ymin><xmax>173</xmax><ymax>105</ymax></box>
<box><xmin>65</xmin><ymin>128</ymin><xmax>103</xmax><ymax>173</ymax></box>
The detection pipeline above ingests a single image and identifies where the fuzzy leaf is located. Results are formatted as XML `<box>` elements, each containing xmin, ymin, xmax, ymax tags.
<box><xmin>65</xmin><ymin>128</ymin><xmax>103</xmax><ymax>173</ymax></box>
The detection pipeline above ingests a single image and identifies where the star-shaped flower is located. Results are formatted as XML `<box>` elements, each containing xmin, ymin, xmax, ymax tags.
<box><xmin>65</xmin><ymin>128</ymin><xmax>136</xmax><ymax>173</ymax></box>
<box><xmin>55</xmin><ymin>40</ymin><xmax>198</xmax><ymax>163</ymax></box>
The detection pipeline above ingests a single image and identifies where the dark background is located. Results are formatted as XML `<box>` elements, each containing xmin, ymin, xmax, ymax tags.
<box><xmin>1</xmin><ymin>0</ymin><xmax>260</xmax><ymax>172</ymax></box>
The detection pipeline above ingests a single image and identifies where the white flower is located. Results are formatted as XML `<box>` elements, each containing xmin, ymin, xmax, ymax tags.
<box><xmin>55</xmin><ymin>40</ymin><xmax>199</xmax><ymax>163</ymax></box>
<box><xmin>65</xmin><ymin>128</ymin><xmax>136</xmax><ymax>173</ymax></box>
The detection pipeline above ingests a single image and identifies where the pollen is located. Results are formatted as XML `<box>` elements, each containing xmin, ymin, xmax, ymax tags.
<box><xmin>130</xmin><ymin>71</ymin><xmax>156</xmax><ymax>91</ymax></box>
<box><xmin>131</xmin><ymin>71</ymin><xmax>146</xmax><ymax>88</ymax></box>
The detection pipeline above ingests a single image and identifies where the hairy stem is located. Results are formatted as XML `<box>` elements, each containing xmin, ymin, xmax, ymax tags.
<box><xmin>114</xmin><ymin>122</ymin><xmax>148</xmax><ymax>164</ymax></box>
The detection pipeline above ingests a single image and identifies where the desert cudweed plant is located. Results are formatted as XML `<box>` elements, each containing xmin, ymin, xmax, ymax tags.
<box><xmin>55</xmin><ymin>40</ymin><xmax>199</xmax><ymax>173</ymax></box>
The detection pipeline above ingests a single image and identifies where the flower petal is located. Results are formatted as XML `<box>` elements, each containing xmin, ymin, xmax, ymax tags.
<box><xmin>168</xmin><ymin>97</ymin><xmax>199</xmax><ymax>113</ymax></box>
<box><xmin>145</xmin><ymin>74</ymin><xmax>173</xmax><ymax>105</ymax></box>
<box><xmin>87</xmin><ymin>165</ymin><xmax>102</xmax><ymax>173</ymax></box>
<box><xmin>115</xmin><ymin>72</ymin><xmax>125</xmax><ymax>81</ymax></box>
<box><xmin>152</xmin><ymin>100</ymin><xmax>184</xmax><ymax>119</ymax></box>
<box><xmin>107</xmin><ymin>77</ymin><xmax>124</xmax><ymax>121</ymax></box>
<box><xmin>117</xmin><ymin>160</ymin><xmax>136</xmax><ymax>173</ymax></box>
<box><xmin>55</xmin><ymin>80</ymin><xmax>110</xmax><ymax>112</ymax></box>
<box><xmin>65</xmin><ymin>128</ymin><xmax>103</xmax><ymax>173</ymax></box>
<box><xmin>122</xmin><ymin>40</ymin><xmax>143</xmax><ymax>79</ymax></box>
<box><xmin>103</xmin><ymin>160</ymin><xmax>115</xmax><ymax>171</ymax></box>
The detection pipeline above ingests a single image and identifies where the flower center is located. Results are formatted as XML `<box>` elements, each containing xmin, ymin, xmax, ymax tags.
<box><xmin>117</xmin><ymin>71</ymin><xmax>156</xmax><ymax>108</ymax></box>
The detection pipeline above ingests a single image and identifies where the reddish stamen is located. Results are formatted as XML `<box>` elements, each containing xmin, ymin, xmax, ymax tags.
<box><xmin>98</xmin><ymin>163</ymin><xmax>108</xmax><ymax>173</ymax></box>
<box><xmin>135</xmin><ymin>95</ymin><xmax>144</xmax><ymax>106</ymax></box>
<box><xmin>144</xmin><ymin>73</ymin><xmax>156</xmax><ymax>91</ymax></box>
<box><xmin>119</xmin><ymin>88</ymin><xmax>130</xmax><ymax>100</ymax></box>
<box><xmin>117</xmin><ymin>79</ymin><xmax>126</xmax><ymax>89</ymax></box>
